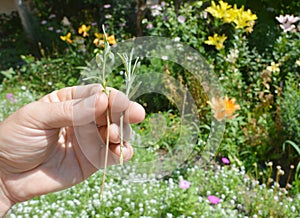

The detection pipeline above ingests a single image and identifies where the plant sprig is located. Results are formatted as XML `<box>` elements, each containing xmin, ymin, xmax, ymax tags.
<box><xmin>117</xmin><ymin>49</ymin><xmax>141</xmax><ymax>165</ymax></box>
<box><xmin>95</xmin><ymin>26</ymin><xmax>114</xmax><ymax>200</ymax></box>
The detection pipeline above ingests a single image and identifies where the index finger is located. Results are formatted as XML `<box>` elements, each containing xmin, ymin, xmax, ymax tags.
<box><xmin>39</xmin><ymin>84</ymin><xmax>103</xmax><ymax>103</ymax></box>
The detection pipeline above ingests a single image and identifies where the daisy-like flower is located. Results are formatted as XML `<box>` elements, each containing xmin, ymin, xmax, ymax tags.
<box><xmin>207</xmin><ymin>96</ymin><xmax>241</xmax><ymax>121</ymax></box>
<box><xmin>60</xmin><ymin>32</ymin><xmax>72</xmax><ymax>44</ymax></box>
<box><xmin>78</xmin><ymin>24</ymin><xmax>91</xmax><ymax>37</ymax></box>
<box><xmin>204</xmin><ymin>33</ymin><xmax>227</xmax><ymax>50</ymax></box>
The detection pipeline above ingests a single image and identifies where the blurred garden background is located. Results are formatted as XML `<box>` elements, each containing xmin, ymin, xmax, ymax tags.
<box><xmin>1</xmin><ymin>0</ymin><xmax>300</xmax><ymax>217</ymax></box>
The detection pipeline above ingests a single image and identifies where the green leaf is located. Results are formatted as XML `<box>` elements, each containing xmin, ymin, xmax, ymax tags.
<box><xmin>283</xmin><ymin>140</ymin><xmax>300</xmax><ymax>155</ymax></box>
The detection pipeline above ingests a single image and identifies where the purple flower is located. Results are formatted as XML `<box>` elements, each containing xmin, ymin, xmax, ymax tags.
<box><xmin>48</xmin><ymin>26</ymin><xmax>54</xmax><ymax>31</ymax></box>
<box><xmin>104</xmin><ymin>4</ymin><xmax>111</xmax><ymax>9</ymax></box>
<box><xmin>56</xmin><ymin>29</ymin><xmax>62</xmax><ymax>33</ymax></box>
<box><xmin>208</xmin><ymin>195</ymin><xmax>220</xmax><ymax>204</ymax></box>
<box><xmin>6</xmin><ymin>93</ymin><xmax>16</xmax><ymax>103</ymax></box>
<box><xmin>41</xmin><ymin>20</ymin><xmax>47</xmax><ymax>25</ymax></box>
<box><xmin>221</xmin><ymin>157</ymin><xmax>230</xmax><ymax>165</ymax></box>
<box><xmin>7</xmin><ymin>93</ymin><xmax>13</xmax><ymax>99</ymax></box>
<box><xmin>178</xmin><ymin>15</ymin><xmax>186</xmax><ymax>24</ymax></box>
<box><xmin>179</xmin><ymin>179</ymin><xmax>191</xmax><ymax>189</ymax></box>
<box><xmin>91</xmin><ymin>22</ymin><xmax>98</xmax><ymax>26</ymax></box>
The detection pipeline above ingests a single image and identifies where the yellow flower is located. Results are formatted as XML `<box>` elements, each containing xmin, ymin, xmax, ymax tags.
<box><xmin>60</xmin><ymin>32</ymin><xmax>72</xmax><ymax>44</ymax></box>
<box><xmin>205</xmin><ymin>0</ymin><xmax>231</xmax><ymax>19</ymax></box>
<box><xmin>207</xmin><ymin>96</ymin><xmax>241</xmax><ymax>121</ymax></box>
<box><xmin>206</xmin><ymin>1</ymin><xmax>257</xmax><ymax>32</ymax></box>
<box><xmin>93</xmin><ymin>33</ymin><xmax>104</xmax><ymax>46</ymax></box>
<box><xmin>93</xmin><ymin>33</ymin><xmax>116</xmax><ymax>47</ymax></box>
<box><xmin>266</xmin><ymin>62</ymin><xmax>280</xmax><ymax>73</ymax></box>
<box><xmin>204</xmin><ymin>33</ymin><xmax>227</xmax><ymax>50</ymax></box>
<box><xmin>222</xmin><ymin>5</ymin><xmax>240</xmax><ymax>23</ymax></box>
<box><xmin>232</xmin><ymin>7</ymin><xmax>257</xmax><ymax>29</ymax></box>
<box><xmin>245</xmin><ymin>20</ymin><xmax>255</xmax><ymax>33</ymax></box>
<box><xmin>296</xmin><ymin>60</ymin><xmax>300</xmax><ymax>67</ymax></box>
<box><xmin>78</xmin><ymin>24</ymin><xmax>91</xmax><ymax>37</ymax></box>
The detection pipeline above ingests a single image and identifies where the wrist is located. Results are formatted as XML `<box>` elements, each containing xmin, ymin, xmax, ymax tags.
<box><xmin>0</xmin><ymin>179</ymin><xmax>13</xmax><ymax>217</ymax></box>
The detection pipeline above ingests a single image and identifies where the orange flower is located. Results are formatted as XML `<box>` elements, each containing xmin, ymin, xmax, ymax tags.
<box><xmin>93</xmin><ymin>33</ymin><xmax>116</xmax><ymax>47</ymax></box>
<box><xmin>207</xmin><ymin>96</ymin><xmax>240</xmax><ymax>121</ymax></box>
<box><xmin>106</xmin><ymin>35</ymin><xmax>116</xmax><ymax>45</ymax></box>
<box><xmin>60</xmin><ymin>32</ymin><xmax>72</xmax><ymax>44</ymax></box>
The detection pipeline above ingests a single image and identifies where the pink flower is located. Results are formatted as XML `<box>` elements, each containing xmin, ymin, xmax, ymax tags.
<box><xmin>146</xmin><ymin>23</ymin><xmax>153</xmax><ymax>29</ymax></box>
<box><xmin>103</xmin><ymin>4</ymin><xmax>111</xmax><ymax>8</ymax></box>
<box><xmin>286</xmin><ymin>15</ymin><xmax>300</xmax><ymax>23</ymax></box>
<box><xmin>221</xmin><ymin>157</ymin><xmax>230</xmax><ymax>165</ymax></box>
<box><xmin>6</xmin><ymin>93</ymin><xmax>16</xmax><ymax>103</ymax></box>
<box><xmin>276</xmin><ymin>14</ymin><xmax>300</xmax><ymax>32</ymax></box>
<box><xmin>179</xmin><ymin>179</ymin><xmax>191</xmax><ymax>189</ymax></box>
<box><xmin>48</xmin><ymin>14</ymin><xmax>56</xmax><ymax>19</ymax></box>
<box><xmin>208</xmin><ymin>195</ymin><xmax>220</xmax><ymax>204</ymax></box>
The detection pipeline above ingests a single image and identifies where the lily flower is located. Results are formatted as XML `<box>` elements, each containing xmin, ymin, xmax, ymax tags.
<box><xmin>60</xmin><ymin>32</ymin><xmax>72</xmax><ymax>44</ymax></box>
<box><xmin>207</xmin><ymin>96</ymin><xmax>241</xmax><ymax>121</ymax></box>
<box><xmin>78</xmin><ymin>24</ymin><xmax>91</xmax><ymax>37</ymax></box>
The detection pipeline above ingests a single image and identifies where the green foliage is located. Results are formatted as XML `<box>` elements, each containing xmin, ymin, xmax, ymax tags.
<box><xmin>1</xmin><ymin>53</ymin><xmax>84</xmax><ymax>96</ymax></box>
<box><xmin>0</xmin><ymin>12</ymin><xmax>32</xmax><ymax>72</ymax></box>
<box><xmin>143</xmin><ymin>1</ymin><xmax>208</xmax><ymax>53</ymax></box>
<box><xmin>279</xmin><ymin>73</ymin><xmax>300</xmax><ymax>145</ymax></box>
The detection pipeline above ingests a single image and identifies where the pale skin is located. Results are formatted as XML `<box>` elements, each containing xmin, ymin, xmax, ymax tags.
<box><xmin>0</xmin><ymin>84</ymin><xmax>145</xmax><ymax>217</ymax></box>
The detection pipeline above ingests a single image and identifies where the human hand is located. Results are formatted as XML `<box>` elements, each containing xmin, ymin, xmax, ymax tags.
<box><xmin>0</xmin><ymin>84</ymin><xmax>145</xmax><ymax>216</ymax></box>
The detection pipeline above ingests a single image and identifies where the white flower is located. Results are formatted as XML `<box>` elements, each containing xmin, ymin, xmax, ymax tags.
<box><xmin>226</xmin><ymin>49</ymin><xmax>239</xmax><ymax>63</ymax></box>
<box><xmin>173</xmin><ymin>37</ymin><xmax>181</xmax><ymax>42</ymax></box>
<box><xmin>167</xmin><ymin>213</ymin><xmax>173</xmax><ymax>218</ymax></box>
<box><xmin>276</xmin><ymin>14</ymin><xmax>300</xmax><ymax>32</ymax></box>
<box><xmin>151</xmin><ymin>5</ymin><xmax>162</xmax><ymax>17</ymax></box>
<box><xmin>161</xmin><ymin>55</ymin><xmax>168</xmax><ymax>60</ymax></box>
<box><xmin>177</xmin><ymin>15</ymin><xmax>186</xmax><ymax>24</ymax></box>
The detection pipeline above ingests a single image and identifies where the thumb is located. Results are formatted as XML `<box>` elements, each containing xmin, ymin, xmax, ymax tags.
<box><xmin>23</xmin><ymin>92</ymin><xmax>108</xmax><ymax>129</ymax></box>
